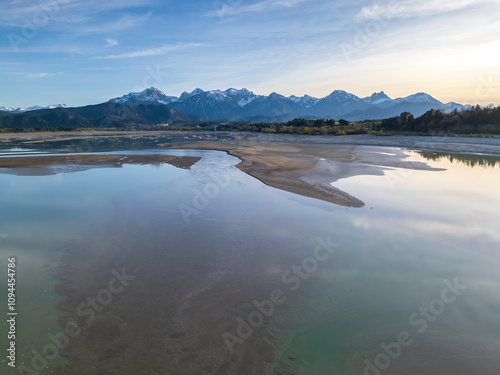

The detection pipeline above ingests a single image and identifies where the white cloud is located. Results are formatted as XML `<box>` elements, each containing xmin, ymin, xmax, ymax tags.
<box><xmin>93</xmin><ymin>42</ymin><xmax>208</xmax><ymax>59</ymax></box>
<box><xmin>0</xmin><ymin>0</ymin><xmax>153</xmax><ymax>29</ymax></box>
<box><xmin>76</xmin><ymin>12</ymin><xmax>152</xmax><ymax>34</ymax></box>
<box><xmin>204</xmin><ymin>0</ymin><xmax>308</xmax><ymax>18</ymax></box>
<box><xmin>358</xmin><ymin>0</ymin><xmax>495</xmax><ymax>20</ymax></box>
<box><xmin>105</xmin><ymin>38</ymin><xmax>118</xmax><ymax>47</ymax></box>
<box><xmin>28</xmin><ymin>72</ymin><xmax>56</xmax><ymax>78</ymax></box>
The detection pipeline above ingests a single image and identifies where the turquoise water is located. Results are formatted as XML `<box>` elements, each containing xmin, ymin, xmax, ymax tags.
<box><xmin>271</xmin><ymin>151</ymin><xmax>500</xmax><ymax>374</ymax></box>
<box><xmin>0</xmin><ymin>150</ymin><xmax>197</xmax><ymax>372</ymax></box>
<box><xmin>0</xmin><ymin>148</ymin><xmax>499</xmax><ymax>374</ymax></box>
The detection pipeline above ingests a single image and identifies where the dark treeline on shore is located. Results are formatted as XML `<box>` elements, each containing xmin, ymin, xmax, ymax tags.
<box><xmin>380</xmin><ymin>105</ymin><xmax>500</xmax><ymax>135</ymax></box>
<box><xmin>0</xmin><ymin>103</ymin><xmax>499</xmax><ymax>136</ymax></box>
<box><xmin>216</xmin><ymin>118</ymin><xmax>373</xmax><ymax>135</ymax></box>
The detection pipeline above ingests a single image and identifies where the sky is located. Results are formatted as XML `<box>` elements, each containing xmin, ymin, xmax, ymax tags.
<box><xmin>0</xmin><ymin>0</ymin><xmax>499</xmax><ymax>108</ymax></box>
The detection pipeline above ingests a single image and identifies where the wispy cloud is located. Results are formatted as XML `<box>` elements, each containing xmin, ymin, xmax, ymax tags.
<box><xmin>93</xmin><ymin>42</ymin><xmax>208</xmax><ymax>59</ymax></box>
<box><xmin>28</xmin><ymin>72</ymin><xmax>59</xmax><ymax>78</ymax></box>
<box><xmin>204</xmin><ymin>0</ymin><xmax>309</xmax><ymax>18</ymax></box>
<box><xmin>81</xmin><ymin>67</ymin><xmax>114</xmax><ymax>71</ymax></box>
<box><xmin>0</xmin><ymin>0</ymin><xmax>153</xmax><ymax>29</ymax></box>
<box><xmin>358</xmin><ymin>0</ymin><xmax>495</xmax><ymax>20</ymax></box>
<box><xmin>76</xmin><ymin>12</ymin><xmax>152</xmax><ymax>34</ymax></box>
<box><xmin>105</xmin><ymin>38</ymin><xmax>119</xmax><ymax>47</ymax></box>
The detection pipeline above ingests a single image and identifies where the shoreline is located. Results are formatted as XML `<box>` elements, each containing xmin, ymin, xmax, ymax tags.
<box><xmin>173</xmin><ymin>140</ymin><xmax>366</xmax><ymax>207</ymax></box>
<box><xmin>171</xmin><ymin>135</ymin><xmax>447</xmax><ymax>208</ymax></box>
<box><xmin>0</xmin><ymin>154</ymin><xmax>201</xmax><ymax>175</ymax></box>
<box><xmin>1</xmin><ymin>132</ymin><xmax>499</xmax><ymax>207</ymax></box>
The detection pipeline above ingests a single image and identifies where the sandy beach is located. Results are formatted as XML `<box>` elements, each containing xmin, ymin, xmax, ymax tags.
<box><xmin>172</xmin><ymin>135</ymin><xmax>448</xmax><ymax>208</ymax></box>
<box><xmin>0</xmin><ymin>154</ymin><xmax>201</xmax><ymax>175</ymax></box>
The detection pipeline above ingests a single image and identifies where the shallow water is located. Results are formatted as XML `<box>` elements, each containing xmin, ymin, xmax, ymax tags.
<box><xmin>271</xmin><ymin>150</ymin><xmax>500</xmax><ymax>374</ymax></box>
<box><xmin>1</xmin><ymin>147</ymin><xmax>499</xmax><ymax>374</ymax></box>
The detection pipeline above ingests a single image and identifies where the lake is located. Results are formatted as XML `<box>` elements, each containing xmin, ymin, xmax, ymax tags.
<box><xmin>1</xmin><ymin>142</ymin><xmax>499</xmax><ymax>374</ymax></box>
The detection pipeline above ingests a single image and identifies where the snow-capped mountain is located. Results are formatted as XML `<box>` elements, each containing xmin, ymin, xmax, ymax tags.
<box><xmin>364</xmin><ymin>91</ymin><xmax>391</xmax><ymax>105</ymax></box>
<box><xmin>310</xmin><ymin>90</ymin><xmax>365</xmax><ymax>117</ymax></box>
<box><xmin>237</xmin><ymin>92</ymin><xmax>311</xmax><ymax>118</ymax></box>
<box><xmin>223</xmin><ymin>88</ymin><xmax>259</xmax><ymax>107</ymax></box>
<box><xmin>288</xmin><ymin>94</ymin><xmax>320</xmax><ymax>108</ymax></box>
<box><xmin>109</xmin><ymin>87</ymin><xmax>178</xmax><ymax>106</ymax></box>
<box><xmin>390</xmin><ymin>92</ymin><xmax>443</xmax><ymax>107</ymax></box>
<box><xmin>0</xmin><ymin>104</ymin><xmax>67</xmax><ymax>114</ymax></box>
<box><xmin>170</xmin><ymin>88</ymin><xmax>242</xmax><ymax>121</ymax></box>
<box><xmin>107</xmin><ymin>87</ymin><xmax>467</xmax><ymax>121</ymax></box>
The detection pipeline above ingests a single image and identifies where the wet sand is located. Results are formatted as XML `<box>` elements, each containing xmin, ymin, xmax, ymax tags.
<box><xmin>173</xmin><ymin>136</ymin><xmax>443</xmax><ymax>208</ymax></box>
<box><xmin>2</xmin><ymin>131</ymin><xmax>499</xmax><ymax>207</ymax></box>
<box><xmin>0</xmin><ymin>154</ymin><xmax>201</xmax><ymax>175</ymax></box>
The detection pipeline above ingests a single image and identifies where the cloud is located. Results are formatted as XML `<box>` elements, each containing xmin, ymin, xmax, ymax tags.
<box><xmin>93</xmin><ymin>42</ymin><xmax>208</xmax><ymax>59</ymax></box>
<box><xmin>27</xmin><ymin>72</ymin><xmax>57</xmax><ymax>78</ymax></box>
<box><xmin>80</xmin><ymin>67</ymin><xmax>114</xmax><ymax>71</ymax></box>
<box><xmin>358</xmin><ymin>0</ymin><xmax>495</xmax><ymax>20</ymax></box>
<box><xmin>76</xmin><ymin>12</ymin><xmax>152</xmax><ymax>34</ymax></box>
<box><xmin>105</xmin><ymin>38</ymin><xmax>118</xmax><ymax>47</ymax></box>
<box><xmin>204</xmin><ymin>0</ymin><xmax>309</xmax><ymax>18</ymax></box>
<box><xmin>0</xmin><ymin>0</ymin><xmax>153</xmax><ymax>30</ymax></box>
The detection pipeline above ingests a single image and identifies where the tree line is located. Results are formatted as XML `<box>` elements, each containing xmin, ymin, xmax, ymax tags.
<box><xmin>380</xmin><ymin>105</ymin><xmax>500</xmax><ymax>135</ymax></box>
<box><xmin>218</xmin><ymin>118</ymin><xmax>373</xmax><ymax>135</ymax></box>
<box><xmin>1</xmin><ymin>104</ymin><xmax>499</xmax><ymax>136</ymax></box>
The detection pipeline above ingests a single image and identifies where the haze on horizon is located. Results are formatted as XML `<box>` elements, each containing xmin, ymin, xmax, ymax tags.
<box><xmin>0</xmin><ymin>0</ymin><xmax>499</xmax><ymax>108</ymax></box>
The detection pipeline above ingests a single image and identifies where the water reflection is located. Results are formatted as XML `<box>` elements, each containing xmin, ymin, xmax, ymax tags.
<box><xmin>418</xmin><ymin>150</ymin><xmax>500</xmax><ymax>168</ymax></box>
<box><xmin>0</xmin><ymin>131</ymin><xmax>233</xmax><ymax>155</ymax></box>
<box><xmin>1</xmin><ymin>145</ymin><xmax>500</xmax><ymax>375</ymax></box>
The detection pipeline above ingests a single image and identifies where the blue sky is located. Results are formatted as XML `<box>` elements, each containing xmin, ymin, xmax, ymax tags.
<box><xmin>1</xmin><ymin>0</ymin><xmax>499</xmax><ymax>108</ymax></box>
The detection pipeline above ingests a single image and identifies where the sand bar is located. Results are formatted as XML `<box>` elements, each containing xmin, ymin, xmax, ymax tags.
<box><xmin>0</xmin><ymin>154</ymin><xmax>201</xmax><ymax>175</ymax></box>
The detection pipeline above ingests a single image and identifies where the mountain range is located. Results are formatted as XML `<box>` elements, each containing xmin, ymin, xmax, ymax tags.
<box><xmin>0</xmin><ymin>87</ymin><xmax>469</xmax><ymax>131</ymax></box>
<box><xmin>0</xmin><ymin>104</ymin><xmax>68</xmax><ymax>114</ymax></box>
<box><xmin>109</xmin><ymin>87</ymin><xmax>468</xmax><ymax>122</ymax></box>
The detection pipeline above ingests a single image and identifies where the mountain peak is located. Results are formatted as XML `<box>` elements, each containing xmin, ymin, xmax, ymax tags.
<box><xmin>103</xmin><ymin>87</ymin><xmax>462</xmax><ymax>122</ymax></box>
<box><xmin>109</xmin><ymin>87</ymin><xmax>177</xmax><ymax>105</ymax></box>
<box><xmin>269</xmin><ymin>92</ymin><xmax>285</xmax><ymax>99</ymax></box>
<box><xmin>323</xmin><ymin>90</ymin><xmax>360</xmax><ymax>103</ymax></box>
<box><xmin>372</xmin><ymin>91</ymin><xmax>390</xmax><ymax>99</ymax></box>
<box><xmin>0</xmin><ymin>104</ymin><xmax>68</xmax><ymax>113</ymax></box>
<box><xmin>222</xmin><ymin>88</ymin><xmax>257</xmax><ymax>106</ymax></box>
<box><xmin>288</xmin><ymin>94</ymin><xmax>320</xmax><ymax>108</ymax></box>
<box><xmin>365</xmin><ymin>91</ymin><xmax>391</xmax><ymax>104</ymax></box>
<box><xmin>397</xmin><ymin>92</ymin><xmax>442</xmax><ymax>105</ymax></box>
<box><xmin>179</xmin><ymin>88</ymin><xmax>206</xmax><ymax>100</ymax></box>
